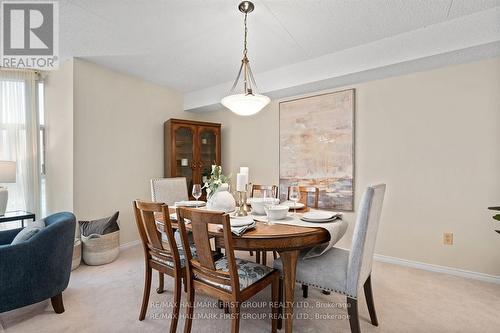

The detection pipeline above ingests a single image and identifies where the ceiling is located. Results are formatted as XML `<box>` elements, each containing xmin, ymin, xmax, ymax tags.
<box><xmin>59</xmin><ymin>0</ymin><xmax>500</xmax><ymax>107</ymax></box>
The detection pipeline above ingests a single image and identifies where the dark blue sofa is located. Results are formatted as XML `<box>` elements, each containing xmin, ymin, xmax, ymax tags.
<box><xmin>0</xmin><ymin>212</ymin><xmax>76</xmax><ymax>313</ymax></box>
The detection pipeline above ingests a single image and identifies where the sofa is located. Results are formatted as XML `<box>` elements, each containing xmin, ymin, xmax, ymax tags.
<box><xmin>0</xmin><ymin>212</ymin><xmax>76</xmax><ymax>313</ymax></box>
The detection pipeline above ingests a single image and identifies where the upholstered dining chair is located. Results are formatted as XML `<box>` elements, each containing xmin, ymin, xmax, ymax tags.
<box><xmin>250</xmin><ymin>184</ymin><xmax>279</xmax><ymax>265</ymax></box>
<box><xmin>288</xmin><ymin>186</ymin><xmax>319</xmax><ymax>208</ymax></box>
<box><xmin>177</xmin><ymin>207</ymin><xmax>280</xmax><ymax>333</ymax></box>
<box><xmin>133</xmin><ymin>200</ymin><xmax>184</xmax><ymax>333</ymax></box>
<box><xmin>150</xmin><ymin>177</ymin><xmax>189</xmax><ymax>293</ymax></box>
<box><xmin>151</xmin><ymin>177</ymin><xmax>189</xmax><ymax>206</ymax></box>
<box><xmin>274</xmin><ymin>184</ymin><xmax>386</xmax><ymax>333</ymax></box>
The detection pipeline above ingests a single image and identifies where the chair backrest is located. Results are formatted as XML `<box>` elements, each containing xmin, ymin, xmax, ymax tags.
<box><xmin>251</xmin><ymin>184</ymin><xmax>278</xmax><ymax>198</ymax></box>
<box><xmin>176</xmin><ymin>208</ymin><xmax>240</xmax><ymax>294</ymax></box>
<box><xmin>133</xmin><ymin>200</ymin><xmax>181</xmax><ymax>269</ymax></box>
<box><xmin>151</xmin><ymin>177</ymin><xmax>188</xmax><ymax>206</ymax></box>
<box><xmin>346</xmin><ymin>184</ymin><xmax>386</xmax><ymax>296</ymax></box>
<box><xmin>288</xmin><ymin>186</ymin><xmax>319</xmax><ymax>208</ymax></box>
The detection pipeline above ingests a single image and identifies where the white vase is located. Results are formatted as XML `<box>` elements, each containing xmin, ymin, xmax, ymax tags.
<box><xmin>206</xmin><ymin>183</ymin><xmax>236</xmax><ymax>213</ymax></box>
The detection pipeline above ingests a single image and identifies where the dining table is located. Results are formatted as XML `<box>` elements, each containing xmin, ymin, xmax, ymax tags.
<box><xmin>158</xmin><ymin>206</ymin><xmax>340</xmax><ymax>333</ymax></box>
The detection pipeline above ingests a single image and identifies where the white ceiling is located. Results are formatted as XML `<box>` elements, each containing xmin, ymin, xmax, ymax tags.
<box><xmin>59</xmin><ymin>0</ymin><xmax>500</xmax><ymax>108</ymax></box>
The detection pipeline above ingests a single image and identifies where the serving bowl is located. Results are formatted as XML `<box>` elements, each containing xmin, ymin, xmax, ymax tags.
<box><xmin>250</xmin><ymin>198</ymin><xmax>280</xmax><ymax>215</ymax></box>
<box><xmin>267</xmin><ymin>205</ymin><xmax>290</xmax><ymax>220</ymax></box>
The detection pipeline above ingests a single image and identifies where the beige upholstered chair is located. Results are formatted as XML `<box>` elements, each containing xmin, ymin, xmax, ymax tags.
<box><xmin>274</xmin><ymin>184</ymin><xmax>386</xmax><ymax>333</ymax></box>
<box><xmin>151</xmin><ymin>177</ymin><xmax>188</xmax><ymax>206</ymax></box>
<box><xmin>150</xmin><ymin>177</ymin><xmax>189</xmax><ymax>293</ymax></box>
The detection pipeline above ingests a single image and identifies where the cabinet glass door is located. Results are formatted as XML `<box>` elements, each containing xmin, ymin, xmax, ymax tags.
<box><xmin>198</xmin><ymin>127</ymin><xmax>219</xmax><ymax>184</ymax></box>
<box><xmin>173</xmin><ymin>125</ymin><xmax>195</xmax><ymax>190</ymax></box>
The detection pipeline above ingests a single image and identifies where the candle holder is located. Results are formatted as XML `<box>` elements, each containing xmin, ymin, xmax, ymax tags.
<box><xmin>234</xmin><ymin>191</ymin><xmax>248</xmax><ymax>217</ymax></box>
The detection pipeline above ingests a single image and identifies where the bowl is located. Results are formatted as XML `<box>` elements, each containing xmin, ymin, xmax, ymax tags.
<box><xmin>250</xmin><ymin>198</ymin><xmax>280</xmax><ymax>215</ymax></box>
<box><xmin>267</xmin><ymin>205</ymin><xmax>289</xmax><ymax>220</ymax></box>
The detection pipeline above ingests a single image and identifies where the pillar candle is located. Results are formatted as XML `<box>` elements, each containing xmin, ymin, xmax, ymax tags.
<box><xmin>240</xmin><ymin>167</ymin><xmax>249</xmax><ymax>179</ymax></box>
<box><xmin>236</xmin><ymin>173</ymin><xmax>247</xmax><ymax>192</ymax></box>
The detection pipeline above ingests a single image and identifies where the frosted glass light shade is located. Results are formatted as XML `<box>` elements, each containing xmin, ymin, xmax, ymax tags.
<box><xmin>0</xmin><ymin>161</ymin><xmax>16</xmax><ymax>183</ymax></box>
<box><xmin>221</xmin><ymin>93</ymin><xmax>270</xmax><ymax>116</ymax></box>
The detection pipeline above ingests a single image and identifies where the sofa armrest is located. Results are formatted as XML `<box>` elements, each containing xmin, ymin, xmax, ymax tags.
<box><xmin>0</xmin><ymin>227</ymin><xmax>22</xmax><ymax>245</ymax></box>
<box><xmin>0</xmin><ymin>242</ymin><xmax>33</xmax><ymax>311</ymax></box>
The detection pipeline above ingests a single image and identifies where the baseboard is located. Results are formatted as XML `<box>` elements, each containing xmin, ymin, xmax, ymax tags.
<box><xmin>374</xmin><ymin>254</ymin><xmax>500</xmax><ymax>284</ymax></box>
<box><xmin>119</xmin><ymin>239</ymin><xmax>141</xmax><ymax>250</ymax></box>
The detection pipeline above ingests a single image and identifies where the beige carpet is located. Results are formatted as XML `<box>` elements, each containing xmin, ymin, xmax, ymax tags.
<box><xmin>1</xmin><ymin>245</ymin><xmax>499</xmax><ymax>333</ymax></box>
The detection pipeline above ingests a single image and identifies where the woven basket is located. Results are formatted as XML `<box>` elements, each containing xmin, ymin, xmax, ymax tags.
<box><xmin>71</xmin><ymin>239</ymin><xmax>82</xmax><ymax>270</ymax></box>
<box><xmin>81</xmin><ymin>230</ymin><xmax>120</xmax><ymax>266</ymax></box>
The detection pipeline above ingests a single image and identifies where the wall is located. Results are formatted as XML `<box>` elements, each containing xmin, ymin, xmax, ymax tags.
<box><xmin>195</xmin><ymin>57</ymin><xmax>500</xmax><ymax>276</ymax></box>
<box><xmin>71</xmin><ymin>59</ymin><xmax>198</xmax><ymax>245</ymax></box>
<box><xmin>44</xmin><ymin>59</ymin><xmax>74</xmax><ymax>214</ymax></box>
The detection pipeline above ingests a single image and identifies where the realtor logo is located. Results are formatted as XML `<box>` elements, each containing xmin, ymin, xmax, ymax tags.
<box><xmin>1</xmin><ymin>1</ymin><xmax>59</xmax><ymax>69</ymax></box>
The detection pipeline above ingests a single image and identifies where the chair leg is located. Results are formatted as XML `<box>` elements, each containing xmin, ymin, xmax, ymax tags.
<box><xmin>277</xmin><ymin>278</ymin><xmax>283</xmax><ymax>330</ymax></box>
<box><xmin>50</xmin><ymin>293</ymin><xmax>65</xmax><ymax>314</ymax></box>
<box><xmin>302</xmin><ymin>284</ymin><xmax>308</xmax><ymax>298</ymax></box>
<box><xmin>170</xmin><ymin>273</ymin><xmax>182</xmax><ymax>333</ymax></box>
<box><xmin>230</xmin><ymin>301</ymin><xmax>241</xmax><ymax>333</ymax></box>
<box><xmin>139</xmin><ymin>267</ymin><xmax>152</xmax><ymax>321</ymax></box>
<box><xmin>262</xmin><ymin>251</ymin><xmax>267</xmax><ymax>266</ymax></box>
<box><xmin>249</xmin><ymin>250</ymin><xmax>254</xmax><ymax>256</ymax></box>
<box><xmin>347</xmin><ymin>297</ymin><xmax>360</xmax><ymax>333</ymax></box>
<box><xmin>271</xmin><ymin>275</ymin><xmax>279</xmax><ymax>333</ymax></box>
<box><xmin>273</xmin><ymin>251</ymin><xmax>278</xmax><ymax>260</ymax></box>
<box><xmin>256</xmin><ymin>251</ymin><xmax>261</xmax><ymax>264</ymax></box>
<box><xmin>184</xmin><ymin>283</ymin><xmax>195</xmax><ymax>333</ymax></box>
<box><xmin>363</xmin><ymin>275</ymin><xmax>378</xmax><ymax>326</ymax></box>
<box><xmin>157</xmin><ymin>272</ymin><xmax>165</xmax><ymax>294</ymax></box>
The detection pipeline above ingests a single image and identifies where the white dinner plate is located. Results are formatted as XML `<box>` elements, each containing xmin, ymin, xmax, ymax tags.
<box><xmin>300</xmin><ymin>217</ymin><xmax>336</xmax><ymax>223</ymax></box>
<box><xmin>302</xmin><ymin>211</ymin><xmax>336</xmax><ymax>220</ymax></box>
<box><xmin>174</xmin><ymin>200</ymin><xmax>206</xmax><ymax>208</ymax></box>
<box><xmin>253</xmin><ymin>215</ymin><xmax>295</xmax><ymax>223</ymax></box>
<box><xmin>282</xmin><ymin>201</ymin><xmax>305</xmax><ymax>209</ymax></box>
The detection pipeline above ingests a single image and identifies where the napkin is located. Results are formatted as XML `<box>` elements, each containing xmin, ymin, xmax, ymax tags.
<box><xmin>217</xmin><ymin>221</ymin><xmax>256</xmax><ymax>236</ymax></box>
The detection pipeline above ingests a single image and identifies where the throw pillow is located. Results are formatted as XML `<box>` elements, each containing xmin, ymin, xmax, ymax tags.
<box><xmin>79</xmin><ymin>211</ymin><xmax>120</xmax><ymax>237</ymax></box>
<box><xmin>11</xmin><ymin>223</ymin><xmax>44</xmax><ymax>244</ymax></box>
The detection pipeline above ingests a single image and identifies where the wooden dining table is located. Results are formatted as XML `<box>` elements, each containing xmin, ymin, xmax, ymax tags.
<box><xmin>157</xmin><ymin>207</ymin><xmax>330</xmax><ymax>333</ymax></box>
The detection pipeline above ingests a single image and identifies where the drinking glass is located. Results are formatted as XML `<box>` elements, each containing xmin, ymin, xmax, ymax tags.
<box><xmin>289</xmin><ymin>186</ymin><xmax>301</xmax><ymax>216</ymax></box>
<box><xmin>263</xmin><ymin>189</ymin><xmax>274</xmax><ymax>225</ymax></box>
<box><xmin>192</xmin><ymin>184</ymin><xmax>202</xmax><ymax>207</ymax></box>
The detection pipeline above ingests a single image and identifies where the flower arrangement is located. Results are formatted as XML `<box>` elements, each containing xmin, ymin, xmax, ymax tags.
<box><xmin>203</xmin><ymin>165</ymin><xmax>231</xmax><ymax>199</ymax></box>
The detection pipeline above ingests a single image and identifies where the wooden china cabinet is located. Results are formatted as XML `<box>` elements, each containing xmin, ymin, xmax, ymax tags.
<box><xmin>164</xmin><ymin>119</ymin><xmax>221</xmax><ymax>199</ymax></box>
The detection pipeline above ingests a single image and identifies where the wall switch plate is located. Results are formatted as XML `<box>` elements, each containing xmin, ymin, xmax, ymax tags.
<box><xmin>443</xmin><ymin>232</ymin><xmax>453</xmax><ymax>245</ymax></box>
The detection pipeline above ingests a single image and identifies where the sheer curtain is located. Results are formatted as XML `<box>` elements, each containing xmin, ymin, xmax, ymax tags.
<box><xmin>0</xmin><ymin>69</ymin><xmax>41</xmax><ymax>216</ymax></box>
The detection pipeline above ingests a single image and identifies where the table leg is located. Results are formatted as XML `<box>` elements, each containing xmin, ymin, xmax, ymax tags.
<box><xmin>278</xmin><ymin>250</ymin><xmax>299</xmax><ymax>333</ymax></box>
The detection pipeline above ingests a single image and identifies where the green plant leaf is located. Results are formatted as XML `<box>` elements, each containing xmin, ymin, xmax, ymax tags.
<box><xmin>488</xmin><ymin>206</ymin><xmax>500</xmax><ymax>211</ymax></box>
<box><xmin>494</xmin><ymin>214</ymin><xmax>500</xmax><ymax>221</ymax></box>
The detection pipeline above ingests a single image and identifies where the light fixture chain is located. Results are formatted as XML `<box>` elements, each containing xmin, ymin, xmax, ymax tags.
<box><xmin>244</xmin><ymin>13</ymin><xmax>248</xmax><ymax>56</ymax></box>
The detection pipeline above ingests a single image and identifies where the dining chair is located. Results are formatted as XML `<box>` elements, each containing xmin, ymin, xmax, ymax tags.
<box><xmin>133</xmin><ymin>200</ymin><xmax>184</xmax><ymax>333</ymax></box>
<box><xmin>150</xmin><ymin>177</ymin><xmax>190</xmax><ymax>294</ymax></box>
<box><xmin>288</xmin><ymin>186</ymin><xmax>319</xmax><ymax>208</ymax></box>
<box><xmin>251</xmin><ymin>184</ymin><xmax>279</xmax><ymax>265</ymax></box>
<box><xmin>151</xmin><ymin>177</ymin><xmax>189</xmax><ymax>206</ymax></box>
<box><xmin>177</xmin><ymin>207</ymin><xmax>280</xmax><ymax>333</ymax></box>
<box><xmin>274</xmin><ymin>184</ymin><xmax>386</xmax><ymax>333</ymax></box>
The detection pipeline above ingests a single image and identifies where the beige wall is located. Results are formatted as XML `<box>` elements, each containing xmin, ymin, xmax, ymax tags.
<box><xmin>195</xmin><ymin>58</ymin><xmax>500</xmax><ymax>276</ymax></box>
<box><xmin>44</xmin><ymin>59</ymin><xmax>74</xmax><ymax>214</ymax></box>
<box><xmin>71</xmin><ymin>59</ymin><xmax>198</xmax><ymax>244</ymax></box>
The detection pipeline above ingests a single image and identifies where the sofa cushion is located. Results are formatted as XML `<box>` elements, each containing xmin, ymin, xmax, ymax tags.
<box><xmin>11</xmin><ymin>220</ymin><xmax>45</xmax><ymax>244</ymax></box>
<box><xmin>79</xmin><ymin>212</ymin><xmax>119</xmax><ymax>237</ymax></box>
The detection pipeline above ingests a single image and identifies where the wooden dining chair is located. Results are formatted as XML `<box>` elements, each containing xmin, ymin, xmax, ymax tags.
<box><xmin>250</xmin><ymin>184</ymin><xmax>279</xmax><ymax>265</ymax></box>
<box><xmin>133</xmin><ymin>200</ymin><xmax>184</xmax><ymax>333</ymax></box>
<box><xmin>274</xmin><ymin>184</ymin><xmax>386</xmax><ymax>333</ymax></box>
<box><xmin>177</xmin><ymin>207</ymin><xmax>280</xmax><ymax>333</ymax></box>
<box><xmin>288</xmin><ymin>186</ymin><xmax>319</xmax><ymax>208</ymax></box>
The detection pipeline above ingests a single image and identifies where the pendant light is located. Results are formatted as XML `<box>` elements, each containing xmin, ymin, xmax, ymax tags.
<box><xmin>221</xmin><ymin>1</ymin><xmax>270</xmax><ymax>116</ymax></box>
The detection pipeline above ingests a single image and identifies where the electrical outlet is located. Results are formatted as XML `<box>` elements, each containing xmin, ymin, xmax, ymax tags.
<box><xmin>443</xmin><ymin>232</ymin><xmax>453</xmax><ymax>245</ymax></box>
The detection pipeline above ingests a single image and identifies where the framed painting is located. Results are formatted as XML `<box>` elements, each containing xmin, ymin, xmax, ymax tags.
<box><xmin>279</xmin><ymin>89</ymin><xmax>355</xmax><ymax>211</ymax></box>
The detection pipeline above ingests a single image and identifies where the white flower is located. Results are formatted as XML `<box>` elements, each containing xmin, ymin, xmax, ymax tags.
<box><xmin>206</xmin><ymin>188</ymin><xmax>211</xmax><ymax>194</ymax></box>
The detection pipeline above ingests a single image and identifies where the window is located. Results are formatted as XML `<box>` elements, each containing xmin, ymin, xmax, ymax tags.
<box><xmin>0</xmin><ymin>70</ymin><xmax>43</xmax><ymax>216</ymax></box>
